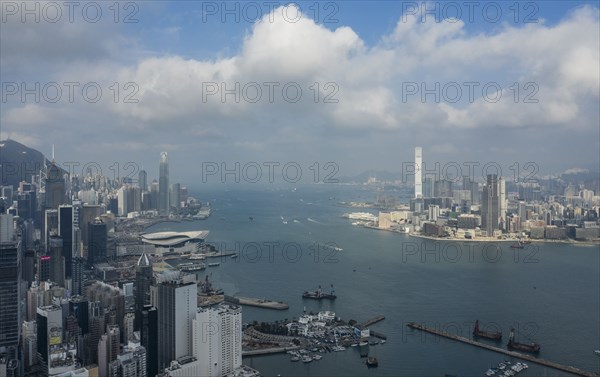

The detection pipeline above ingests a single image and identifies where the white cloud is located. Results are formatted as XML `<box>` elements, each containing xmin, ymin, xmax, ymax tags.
<box><xmin>1</xmin><ymin>4</ymin><xmax>598</xmax><ymax>173</ymax></box>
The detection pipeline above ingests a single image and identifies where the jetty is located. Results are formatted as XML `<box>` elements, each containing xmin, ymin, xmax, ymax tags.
<box><xmin>225</xmin><ymin>295</ymin><xmax>289</xmax><ymax>310</ymax></box>
<box><xmin>359</xmin><ymin>315</ymin><xmax>385</xmax><ymax>328</ymax></box>
<box><xmin>406</xmin><ymin>322</ymin><xmax>599</xmax><ymax>377</ymax></box>
<box><xmin>242</xmin><ymin>346</ymin><xmax>300</xmax><ymax>357</ymax></box>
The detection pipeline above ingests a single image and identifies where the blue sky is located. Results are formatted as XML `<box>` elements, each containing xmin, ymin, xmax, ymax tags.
<box><xmin>127</xmin><ymin>1</ymin><xmax>599</xmax><ymax>58</ymax></box>
<box><xmin>1</xmin><ymin>1</ymin><xmax>599</xmax><ymax>182</ymax></box>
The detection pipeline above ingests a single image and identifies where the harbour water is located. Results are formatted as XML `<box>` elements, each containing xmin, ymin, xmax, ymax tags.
<box><xmin>148</xmin><ymin>184</ymin><xmax>600</xmax><ymax>376</ymax></box>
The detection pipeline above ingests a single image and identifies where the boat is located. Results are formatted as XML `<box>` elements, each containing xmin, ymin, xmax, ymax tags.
<box><xmin>301</xmin><ymin>355</ymin><xmax>312</xmax><ymax>363</ymax></box>
<box><xmin>473</xmin><ymin>320</ymin><xmax>502</xmax><ymax>340</ymax></box>
<box><xmin>507</xmin><ymin>328</ymin><xmax>540</xmax><ymax>353</ymax></box>
<box><xmin>595</xmin><ymin>350</ymin><xmax>600</xmax><ymax>356</ymax></box>
<box><xmin>208</xmin><ymin>262</ymin><xmax>220</xmax><ymax>267</ymax></box>
<box><xmin>312</xmin><ymin>354</ymin><xmax>322</xmax><ymax>361</ymax></box>
<box><xmin>290</xmin><ymin>356</ymin><xmax>299</xmax><ymax>362</ymax></box>
<box><xmin>231</xmin><ymin>254</ymin><xmax>238</xmax><ymax>259</ymax></box>
<box><xmin>380</xmin><ymin>340</ymin><xmax>386</xmax><ymax>344</ymax></box>
<box><xmin>485</xmin><ymin>369</ymin><xmax>495</xmax><ymax>376</ymax></box>
<box><xmin>332</xmin><ymin>346</ymin><xmax>345</xmax><ymax>352</ymax></box>
<box><xmin>510</xmin><ymin>240</ymin><xmax>525</xmax><ymax>249</ymax></box>
<box><xmin>366</xmin><ymin>356</ymin><xmax>378</xmax><ymax>367</ymax></box>
<box><xmin>368</xmin><ymin>339</ymin><xmax>380</xmax><ymax>346</ymax></box>
<box><xmin>177</xmin><ymin>262</ymin><xmax>206</xmax><ymax>271</ymax></box>
<box><xmin>188</xmin><ymin>254</ymin><xmax>206</xmax><ymax>260</ymax></box>
<box><xmin>302</xmin><ymin>285</ymin><xmax>337</xmax><ymax>300</ymax></box>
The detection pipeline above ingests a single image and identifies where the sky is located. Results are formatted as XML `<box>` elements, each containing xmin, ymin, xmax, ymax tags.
<box><xmin>1</xmin><ymin>1</ymin><xmax>599</xmax><ymax>185</ymax></box>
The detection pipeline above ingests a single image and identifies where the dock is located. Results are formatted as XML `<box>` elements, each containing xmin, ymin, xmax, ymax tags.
<box><xmin>225</xmin><ymin>295</ymin><xmax>289</xmax><ymax>310</ymax></box>
<box><xmin>359</xmin><ymin>315</ymin><xmax>385</xmax><ymax>328</ymax></box>
<box><xmin>242</xmin><ymin>346</ymin><xmax>300</xmax><ymax>357</ymax></box>
<box><xmin>407</xmin><ymin>322</ymin><xmax>599</xmax><ymax>377</ymax></box>
<box><xmin>358</xmin><ymin>315</ymin><xmax>387</xmax><ymax>340</ymax></box>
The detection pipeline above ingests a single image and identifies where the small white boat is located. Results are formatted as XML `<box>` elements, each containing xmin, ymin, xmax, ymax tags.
<box><xmin>595</xmin><ymin>350</ymin><xmax>600</xmax><ymax>356</ymax></box>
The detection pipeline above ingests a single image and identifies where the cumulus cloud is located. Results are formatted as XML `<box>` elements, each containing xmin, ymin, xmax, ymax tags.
<box><xmin>1</xmin><ymin>3</ymin><xmax>598</xmax><ymax>175</ymax></box>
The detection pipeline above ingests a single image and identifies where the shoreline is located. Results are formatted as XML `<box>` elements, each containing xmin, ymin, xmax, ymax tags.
<box><xmin>408</xmin><ymin>232</ymin><xmax>600</xmax><ymax>246</ymax></box>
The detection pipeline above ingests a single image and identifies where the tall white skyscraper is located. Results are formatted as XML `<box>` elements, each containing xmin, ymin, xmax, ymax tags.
<box><xmin>164</xmin><ymin>304</ymin><xmax>242</xmax><ymax>377</ymax></box>
<box><xmin>415</xmin><ymin>147</ymin><xmax>422</xmax><ymax>198</ymax></box>
<box><xmin>159</xmin><ymin>152</ymin><xmax>170</xmax><ymax>216</ymax></box>
<box><xmin>498</xmin><ymin>177</ymin><xmax>507</xmax><ymax>230</ymax></box>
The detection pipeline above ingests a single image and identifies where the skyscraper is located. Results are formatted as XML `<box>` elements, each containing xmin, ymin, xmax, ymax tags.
<box><xmin>159</xmin><ymin>152</ymin><xmax>170</xmax><ymax>216</ymax></box>
<box><xmin>48</xmin><ymin>235</ymin><xmax>65</xmax><ymax>286</ymax></box>
<box><xmin>415</xmin><ymin>147</ymin><xmax>422</xmax><ymax>198</ymax></box>
<box><xmin>139</xmin><ymin>169</ymin><xmax>148</xmax><ymax>192</ymax></box>
<box><xmin>193</xmin><ymin>304</ymin><xmax>242</xmax><ymax>377</ymax></box>
<box><xmin>140</xmin><ymin>305</ymin><xmax>158</xmax><ymax>377</ymax></box>
<box><xmin>88</xmin><ymin>218</ymin><xmax>107</xmax><ymax>267</ymax></box>
<box><xmin>170</xmin><ymin>183</ymin><xmax>181</xmax><ymax>210</ymax></box>
<box><xmin>157</xmin><ymin>273</ymin><xmax>197</xmax><ymax>371</ymax></box>
<box><xmin>45</xmin><ymin>151</ymin><xmax>67</xmax><ymax>210</ymax></box>
<box><xmin>58</xmin><ymin>205</ymin><xmax>75</xmax><ymax>282</ymax></box>
<box><xmin>0</xmin><ymin>214</ymin><xmax>21</xmax><ymax>368</ymax></box>
<box><xmin>498</xmin><ymin>177</ymin><xmax>507</xmax><ymax>230</ymax></box>
<box><xmin>481</xmin><ymin>174</ymin><xmax>499</xmax><ymax>236</ymax></box>
<box><xmin>135</xmin><ymin>254</ymin><xmax>153</xmax><ymax>331</ymax></box>
<box><xmin>164</xmin><ymin>304</ymin><xmax>242</xmax><ymax>377</ymax></box>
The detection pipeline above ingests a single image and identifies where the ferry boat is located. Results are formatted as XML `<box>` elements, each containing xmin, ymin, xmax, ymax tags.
<box><xmin>208</xmin><ymin>262</ymin><xmax>220</xmax><ymax>267</ymax></box>
<box><xmin>178</xmin><ymin>262</ymin><xmax>206</xmax><ymax>272</ymax></box>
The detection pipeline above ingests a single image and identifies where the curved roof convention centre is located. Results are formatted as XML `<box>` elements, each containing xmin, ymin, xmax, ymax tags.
<box><xmin>140</xmin><ymin>231</ymin><xmax>209</xmax><ymax>247</ymax></box>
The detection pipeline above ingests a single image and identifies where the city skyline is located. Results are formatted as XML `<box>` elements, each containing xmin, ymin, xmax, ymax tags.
<box><xmin>0</xmin><ymin>1</ymin><xmax>598</xmax><ymax>376</ymax></box>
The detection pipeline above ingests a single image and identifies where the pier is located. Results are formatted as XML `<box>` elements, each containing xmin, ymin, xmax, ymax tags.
<box><xmin>242</xmin><ymin>346</ymin><xmax>300</xmax><ymax>357</ymax></box>
<box><xmin>225</xmin><ymin>295</ymin><xmax>289</xmax><ymax>310</ymax></box>
<box><xmin>407</xmin><ymin>323</ymin><xmax>599</xmax><ymax>377</ymax></box>
<box><xmin>359</xmin><ymin>315</ymin><xmax>385</xmax><ymax>328</ymax></box>
<box><xmin>358</xmin><ymin>315</ymin><xmax>387</xmax><ymax>340</ymax></box>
